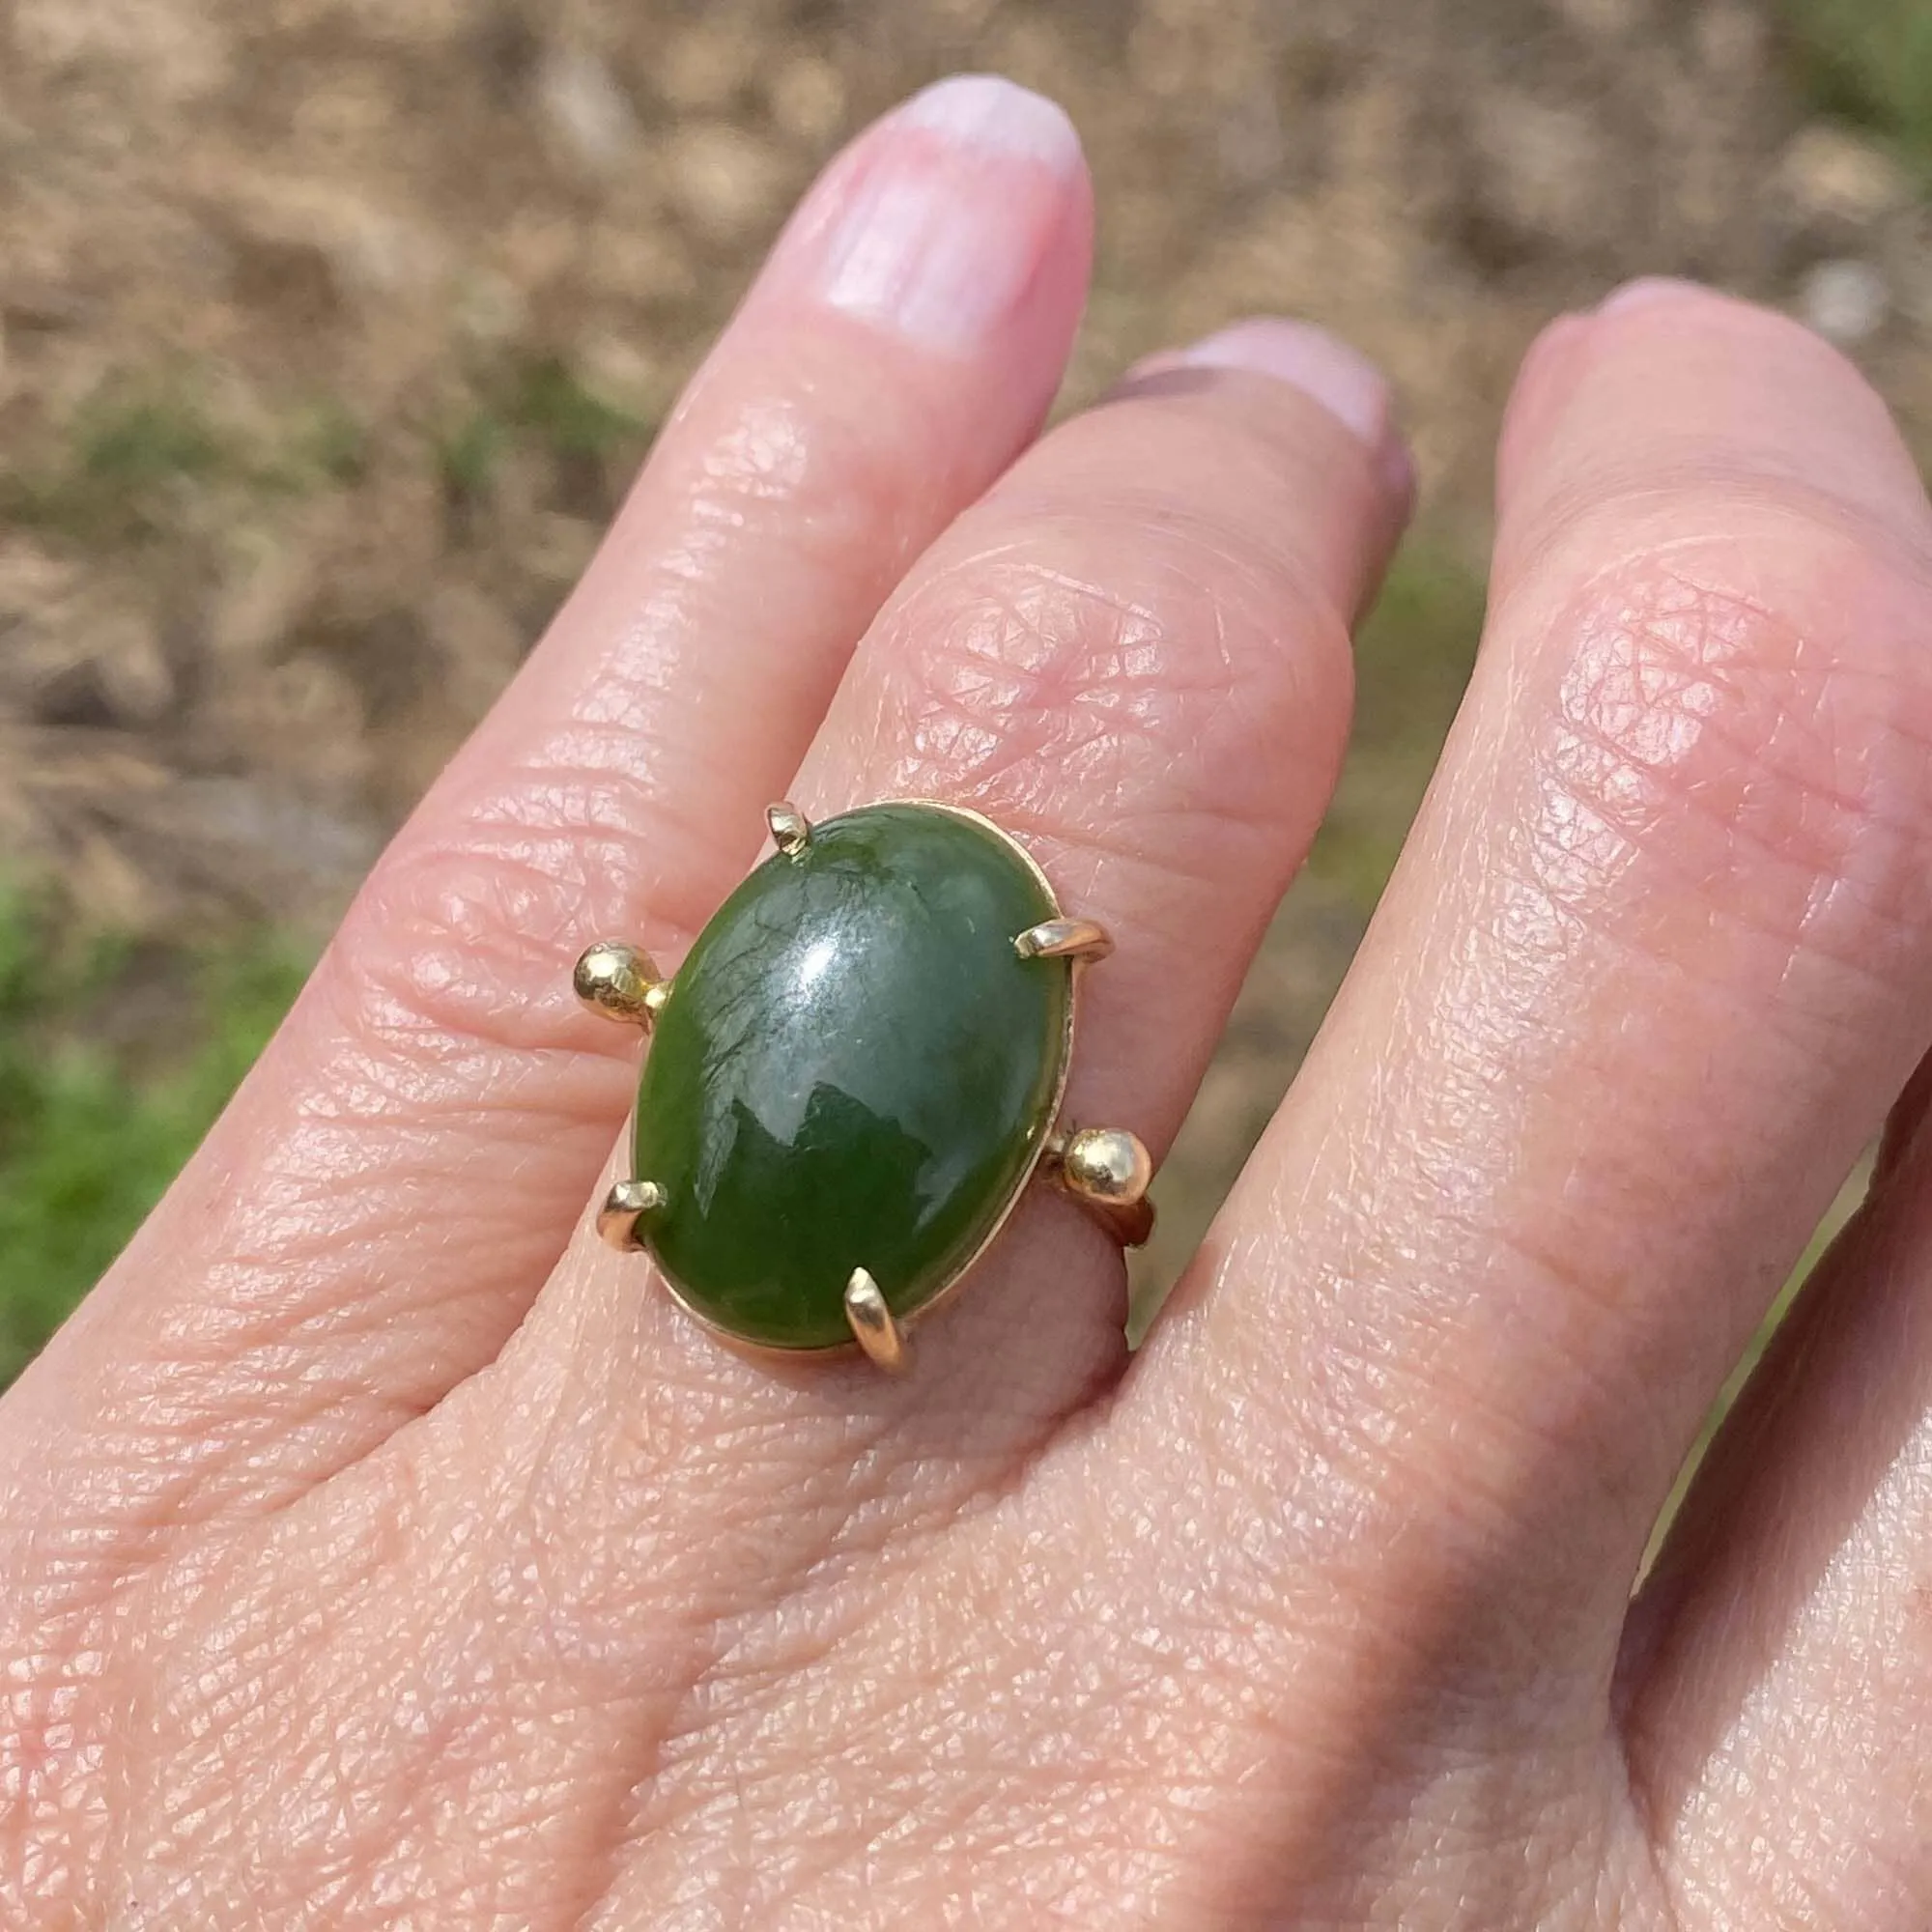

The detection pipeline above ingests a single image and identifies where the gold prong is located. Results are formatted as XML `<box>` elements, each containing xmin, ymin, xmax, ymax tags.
<box><xmin>598</xmin><ymin>1179</ymin><xmax>666</xmax><ymax>1251</ymax></box>
<box><xmin>1041</xmin><ymin>1126</ymin><xmax>1155</xmax><ymax>1248</ymax></box>
<box><xmin>1014</xmin><ymin>917</ymin><xmax>1114</xmax><ymax>964</ymax></box>
<box><xmin>844</xmin><ymin>1267</ymin><xmax>909</xmax><ymax>1373</ymax></box>
<box><xmin>767</xmin><ymin>801</ymin><xmax>811</xmax><ymax>857</ymax></box>
<box><xmin>574</xmin><ymin>942</ymin><xmax>669</xmax><ymax>1028</ymax></box>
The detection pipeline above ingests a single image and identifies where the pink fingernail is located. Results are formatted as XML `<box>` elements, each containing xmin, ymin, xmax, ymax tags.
<box><xmin>803</xmin><ymin>75</ymin><xmax>1083</xmax><ymax>352</ymax></box>
<box><xmin>1156</xmin><ymin>318</ymin><xmax>1393</xmax><ymax>446</ymax></box>
<box><xmin>1597</xmin><ymin>275</ymin><xmax>1711</xmax><ymax>317</ymax></box>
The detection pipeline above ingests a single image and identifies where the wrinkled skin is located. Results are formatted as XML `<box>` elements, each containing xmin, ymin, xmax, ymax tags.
<box><xmin>8</xmin><ymin>76</ymin><xmax>1932</xmax><ymax>1930</ymax></box>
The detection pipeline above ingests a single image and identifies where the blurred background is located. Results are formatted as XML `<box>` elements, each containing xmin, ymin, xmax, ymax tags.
<box><xmin>2</xmin><ymin>0</ymin><xmax>1928</xmax><ymax>1383</ymax></box>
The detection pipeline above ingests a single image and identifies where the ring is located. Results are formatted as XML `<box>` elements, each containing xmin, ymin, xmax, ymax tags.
<box><xmin>572</xmin><ymin>799</ymin><xmax>1154</xmax><ymax>1373</ymax></box>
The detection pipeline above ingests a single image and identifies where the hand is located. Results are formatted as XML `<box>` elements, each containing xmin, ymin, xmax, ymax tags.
<box><xmin>8</xmin><ymin>74</ymin><xmax>1932</xmax><ymax>1929</ymax></box>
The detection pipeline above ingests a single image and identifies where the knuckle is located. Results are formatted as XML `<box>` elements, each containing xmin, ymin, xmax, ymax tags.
<box><xmin>323</xmin><ymin>752</ymin><xmax>724</xmax><ymax>1064</ymax></box>
<box><xmin>1511</xmin><ymin>500</ymin><xmax>1932</xmax><ymax>989</ymax></box>
<box><xmin>668</xmin><ymin>357</ymin><xmax>938</xmax><ymax>588</ymax></box>
<box><xmin>868</xmin><ymin>502</ymin><xmax>1352</xmax><ymax>866</ymax></box>
<box><xmin>330</xmin><ymin>834</ymin><xmax>599</xmax><ymax>1061</ymax></box>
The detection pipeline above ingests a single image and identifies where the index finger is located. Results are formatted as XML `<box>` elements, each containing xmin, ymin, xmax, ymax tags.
<box><xmin>0</xmin><ymin>77</ymin><xmax>1094</xmax><ymax>1553</ymax></box>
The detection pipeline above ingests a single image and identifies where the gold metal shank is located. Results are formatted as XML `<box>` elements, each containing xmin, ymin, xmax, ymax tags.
<box><xmin>574</xmin><ymin>942</ymin><xmax>668</xmax><ymax>1029</ymax></box>
<box><xmin>1014</xmin><ymin>917</ymin><xmax>1114</xmax><ymax>964</ymax></box>
<box><xmin>844</xmin><ymin>1267</ymin><xmax>909</xmax><ymax>1373</ymax></box>
<box><xmin>767</xmin><ymin>801</ymin><xmax>811</xmax><ymax>857</ymax></box>
<box><xmin>598</xmin><ymin>1179</ymin><xmax>666</xmax><ymax>1251</ymax></box>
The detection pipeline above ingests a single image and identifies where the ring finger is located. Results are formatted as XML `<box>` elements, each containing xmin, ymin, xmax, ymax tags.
<box><xmin>503</xmin><ymin>316</ymin><xmax>1409</xmax><ymax>1575</ymax></box>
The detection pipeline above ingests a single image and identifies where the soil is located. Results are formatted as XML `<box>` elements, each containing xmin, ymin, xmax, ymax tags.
<box><xmin>2</xmin><ymin>0</ymin><xmax>1927</xmax><ymax>1288</ymax></box>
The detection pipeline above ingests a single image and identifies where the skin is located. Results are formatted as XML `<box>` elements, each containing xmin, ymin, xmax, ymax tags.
<box><xmin>5</xmin><ymin>75</ymin><xmax>1932</xmax><ymax>1929</ymax></box>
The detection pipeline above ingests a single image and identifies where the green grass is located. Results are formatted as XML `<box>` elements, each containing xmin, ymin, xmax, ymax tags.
<box><xmin>0</xmin><ymin>893</ymin><xmax>308</xmax><ymax>1387</ymax></box>
<box><xmin>438</xmin><ymin>407</ymin><xmax>512</xmax><ymax>503</ymax></box>
<box><xmin>1641</xmin><ymin>1155</ymin><xmax>1869</xmax><ymax>1575</ymax></box>
<box><xmin>75</xmin><ymin>394</ymin><xmax>225</xmax><ymax>497</ymax></box>
<box><xmin>1779</xmin><ymin>0</ymin><xmax>1932</xmax><ymax>174</ymax></box>
<box><xmin>3</xmin><ymin>355</ymin><xmax>650</xmax><ymax>544</ymax></box>
<box><xmin>2</xmin><ymin>379</ymin><xmax>369</xmax><ymax>541</ymax></box>
<box><xmin>3</xmin><ymin>388</ymin><xmax>222</xmax><ymax>539</ymax></box>
<box><xmin>439</xmin><ymin>356</ymin><xmax>654</xmax><ymax>508</ymax></box>
<box><xmin>510</xmin><ymin>357</ymin><xmax>650</xmax><ymax>460</ymax></box>
<box><xmin>1306</xmin><ymin>544</ymin><xmax>1489</xmax><ymax>917</ymax></box>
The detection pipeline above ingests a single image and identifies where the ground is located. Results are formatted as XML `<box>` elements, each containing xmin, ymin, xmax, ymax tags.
<box><xmin>0</xmin><ymin>0</ymin><xmax>1927</xmax><ymax>1365</ymax></box>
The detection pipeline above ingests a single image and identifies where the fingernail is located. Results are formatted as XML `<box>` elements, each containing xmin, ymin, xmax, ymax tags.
<box><xmin>808</xmin><ymin>75</ymin><xmax>1082</xmax><ymax>352</ymax></box>
<box><xmin>1154</xmin><ymin>318</ymin><xmax>1393</xmax><ymax>445</ymax></box>
<box><xmin>1597</xmin><ymin>275</ymin><xmax>1710</xmax><ymax>318</ymax></box>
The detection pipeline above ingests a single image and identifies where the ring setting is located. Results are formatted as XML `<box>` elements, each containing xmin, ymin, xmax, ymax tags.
<box><xmin>573</xmin><ymin>800</ymin><xmax>1152</xmax><ymax>1372</ymax></box>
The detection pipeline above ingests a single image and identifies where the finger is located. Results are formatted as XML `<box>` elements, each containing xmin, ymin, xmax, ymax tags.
<box><xmin>1088</xmin><ymin>285</ymin><xmax>1932</xmax><ymax>1876</ymax></box>
<box><xmin>520</xmin><ymin>315</ymin><xmax>1404</xmax><ymax>1537</ymax></box>
<box><xmin>115</xmin><ymin>326</ymin><xmax>1411</xmax><ymax>1925</ymax></box>
<box><xmin>1621</xmin><ymin>1120</ymin><xmax>1932</xmax><ymax>1924</ymax></box>
<box><xmin>0</xmin><ymin>78</ymin><xmax>1092</xmax><ymax>1553</ymax></box>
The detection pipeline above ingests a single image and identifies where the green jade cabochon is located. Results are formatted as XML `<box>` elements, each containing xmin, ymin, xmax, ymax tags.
<box><xmin>632</xmin><ymin>804</ymin><xmax>1072</xmax><ymax>1350</ymax></box>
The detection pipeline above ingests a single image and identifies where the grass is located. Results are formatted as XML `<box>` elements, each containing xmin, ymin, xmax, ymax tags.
<box><xmin>1</xmin><ymin>379</ymin><xmax>369</xmax><ymax>541</ymax></box>
<box><xmin>75</xmin><ymin>395</ymin><xmax>225</xmax><ymax>497</ymax></box>
<box><xmin>2</xmin><ymin>351</ymin><xmax>654</xmax><ymax>553</ymax></box>
<box><xmin>1778</xmin><ymin>0</ymin><xmax>1932</xmax><ymax>174</ymax></box>
<box><xmin>510</xmin><ymin>356</ymin><xmax>651</xmax><ymax>461</ymax></box>
<box><xmin>1306</xmin><ymin>544</ymin><xmax>1489</xmax><ymax>917</ymax></box>
<box><xmin>1639</xmin><ymin>1155</ymin><xmax>1869</xmax><ymax>1576</ymax></box>
<box><xmin>438</xmin><ymin>355</ymin><xmax>653</xmax><ymax>508</ymax></box>
<box><xmin>0</xmin><ymin>892</ymin><xmax>308</xmax><ymax>1387</ymax></box>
